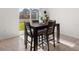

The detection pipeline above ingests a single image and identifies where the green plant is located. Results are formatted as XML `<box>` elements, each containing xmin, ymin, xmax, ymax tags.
<box><xmin>18</xmin><ymin>21</ymin><xmax>24</xmax><ymax>31</ymax></box>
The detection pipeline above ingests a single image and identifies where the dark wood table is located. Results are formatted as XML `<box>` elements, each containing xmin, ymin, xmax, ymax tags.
<box><xmin>30</xmin><ymin>23</ymin><xmax>60</xmax><ymax>51</ymax></box>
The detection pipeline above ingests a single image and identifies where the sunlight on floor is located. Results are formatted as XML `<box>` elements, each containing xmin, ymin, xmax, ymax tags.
<box><xmin>60</xmin><ymin>39</ymin><xmax>76</xmax><ymax>48</ymax></box>
<box><xmin>19</xmin><ymin>31</ymin><xmax>24</xmax><ymax>35</ymax></box>
<box><xmin>19</xmin><ymin>30</ymin><xmax>76</xmax><ymax>50</ymax></box>
<box><xmin>19</xmin><ymin>35</ymin><xmax>24</xmax><ymax>39</ymax></box>
<box><xmin>19</xmin><ymin>31</ymin><xmax>24</xmax><ymax>39</ymax></box>
<box><xmin>19</xmin><ymin>33</ymin><xmax>76</xmax><ymax>48</ymax></box>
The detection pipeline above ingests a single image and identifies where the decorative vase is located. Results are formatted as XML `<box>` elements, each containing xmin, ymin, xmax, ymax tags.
<box><xmin>43</xmin><ymin>17</ymin><xmax>49</xmax><ymax>24</ymax></box>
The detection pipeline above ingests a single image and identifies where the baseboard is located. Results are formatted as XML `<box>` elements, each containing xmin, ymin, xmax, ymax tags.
<box><xmin>60</xmin><ymin>33</ymin><xmax>79</xmax><ymax>40</ymax></box>
<box><xmin>0</xmin><ymin>34</ymin><xmax>20</xmax><ymax>41</ymax></box>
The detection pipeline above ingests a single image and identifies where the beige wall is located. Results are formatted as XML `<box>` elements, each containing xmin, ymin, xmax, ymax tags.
<box><xmin>48</xmin><ymin>8</ymin><xmax>79</xmax><ymax>39</ymax></box>
<box><xmin>0</xmin><ymin>8</ymin><xmax>19</xmax><ymax>40</ymax></box>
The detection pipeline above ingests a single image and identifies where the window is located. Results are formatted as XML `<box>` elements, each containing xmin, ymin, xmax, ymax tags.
<box><xmin>31</xmin><ymin>9</ymin><xmax>39</xmax><ymax>20</ymax></box>
<box><xmin>19</xmin><ymin>8</ymin><xmax>39</xmax><ymax>20</ymax></box>
<box><xmin>19</xmin><ymin>8</ymin><xmax>30</xmax><ymax>19</ymax></box>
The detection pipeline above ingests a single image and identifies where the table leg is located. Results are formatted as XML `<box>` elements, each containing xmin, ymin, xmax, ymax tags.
<box><xmin>34</xmin><ymin>28</ymin><xmax>38</xmax><ymax>51</ymax></box>
<box><xmin>24</xmin><ymin>33</ymin><xmax>28</xmax><ymax>48</ymax></box>
<box><xmin>56</xmin><ymin>24</ymin><xmax>60</xmax><ymax>43</ymax></box>
<box><xmin>24</xmin><ymin>24</ymin><xmax>27</xmax><ymax>48</ymax></box>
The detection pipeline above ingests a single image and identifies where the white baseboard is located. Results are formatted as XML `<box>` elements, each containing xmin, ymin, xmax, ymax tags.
<box><xmin>61</xmin><ymin>33</ymin><xmax>79</xmax><ymax>40</ymax></box>
<box><xmin>0</xmin><ymin>34</ymin><xmax>20</xmax><ymax>41</ymax></box>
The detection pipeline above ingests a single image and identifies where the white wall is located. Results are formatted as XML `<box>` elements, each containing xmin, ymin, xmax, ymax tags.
<box><xmin>48</xmin><ymin>8</ymin><xmax>79</xmax><ymax>39</ymax></box>
<box><xmin>39</xmin><ymin>8</ymin><xmax>49</xmax><ymax>16</ymax></box>
<box><xmin>0</xmin><ymin>8</ymin><xmax>19</xmax><ymax>40</ymax></box>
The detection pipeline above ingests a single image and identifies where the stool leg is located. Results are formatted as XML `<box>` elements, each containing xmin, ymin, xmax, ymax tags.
<box><xmin>46</xmin><ymin>35</ymin><xmax>49</xmax><ymax>51</ymax></box>
<box><xmin>47</xmin><ymin>38</ymin><xmax>49</xmax><ymax>51</ymax></box>
<box><xmin>42</xmin><ymin>35</ymin><xmax>44</xmax><ymax>49</ymax></box>
<box><xmin>24</xmin><ymin>35</ymin><xmax>28</xmax><ymax>49</ymax></box>
<box><xmin>53</xmin><ymin>33</ymin><xmax>55</xmax><ymax>47</ymax></box>
<box><xmin>30</xmin><ymin>38</ymin><xmax>33</xmax><ymax>51</ymax></box>
<box><xmin>39</xmin><ymin>36</ymin><xmax>40</xmax><ymax>42</ymax></box>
